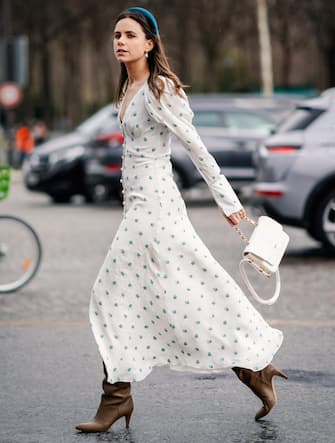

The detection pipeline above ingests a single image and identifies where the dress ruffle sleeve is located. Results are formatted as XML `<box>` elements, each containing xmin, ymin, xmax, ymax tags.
<box><xmin>144</xmin><ymin>77</ymin><xmax>243</xmax><ymax>216</ymax></box>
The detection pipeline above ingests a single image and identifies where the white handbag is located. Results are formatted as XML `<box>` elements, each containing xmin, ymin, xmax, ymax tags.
<box><xmin>234</xmin><ymin>215</ymin><xmax>289</xmax><ymax>305</ymax></box>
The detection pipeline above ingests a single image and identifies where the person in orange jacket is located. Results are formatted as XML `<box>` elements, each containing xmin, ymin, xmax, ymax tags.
<box><xmin>15</xmin><ymin>125</ymin><xmax>35</xmax><ymax>165</ymax></box>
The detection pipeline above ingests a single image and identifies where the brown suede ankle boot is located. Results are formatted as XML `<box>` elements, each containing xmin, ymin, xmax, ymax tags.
<box><xmin>232</xmin><ymin>364</ymin><xmax>288</xmax><ymax>420</ymax></box>
<box><xmin>75</xmin><ymin>377</ymin><xmax>134</xmax><ymax>433</ymax></box>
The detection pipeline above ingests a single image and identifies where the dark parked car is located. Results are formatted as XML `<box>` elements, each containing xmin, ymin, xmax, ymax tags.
<box><xmin>253</xmin><ymin>88</ymin><xmax>335</xmax><ymax>252</ymax></box>
<box><xmin>23</xmin><ymin>105</ymin><xmax>119</xmax><ymax>203</ymax></box>
<box><xmin>84</xmin><ymin>132</ymin><xmax>124</xmax><ymax>202</ymax></box>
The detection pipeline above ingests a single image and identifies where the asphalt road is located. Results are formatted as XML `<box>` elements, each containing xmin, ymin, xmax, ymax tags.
<box><xmin>1</xmin><ymin>174</ymin><xmax>334</xmax><ymax>443</ymax></box>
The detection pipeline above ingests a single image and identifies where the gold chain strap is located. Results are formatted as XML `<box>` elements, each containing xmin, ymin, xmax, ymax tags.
<box><xmin>233</xmin><ymin>215</ymin><xmax>256</xmax><ymax>244</ymax></box>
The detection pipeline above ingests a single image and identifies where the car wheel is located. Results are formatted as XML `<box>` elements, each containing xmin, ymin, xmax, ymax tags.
<box><xmin>49</xmin><ymin>193</ymin><xmax>72</xmax><ymax>204</ymax></box>
<box><xmin>313</xmin><ymin>189</ymin><xmax>335</xmax><ymax>253</ymax></box>
<box><xmin>84</xmin><ymin>185</ymin><xmax>108</xmax><ymax>203</ymax></box>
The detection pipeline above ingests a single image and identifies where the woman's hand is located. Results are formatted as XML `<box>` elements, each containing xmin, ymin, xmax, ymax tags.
<box><xmin>221</xmin><ymin>207</ymin><xmax>246</xmax><ymax>226</ymax></box>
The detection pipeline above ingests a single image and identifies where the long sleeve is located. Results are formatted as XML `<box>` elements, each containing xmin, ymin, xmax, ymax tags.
<box><xmin>144</xmin><ymin>77</ymin><xmax>243</xmax><ymax>216</ymax></box>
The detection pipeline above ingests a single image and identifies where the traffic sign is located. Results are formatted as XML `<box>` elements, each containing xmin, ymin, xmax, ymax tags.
<box><xmin>0</xmin><ymin>82</ymin><xmax>22</xmax><ymax>108</ymax></box>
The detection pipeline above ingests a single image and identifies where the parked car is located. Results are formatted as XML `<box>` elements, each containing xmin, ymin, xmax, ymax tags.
<box><xmin>84</xmin><ymin>132</ymin><xmax>124</xmax><ymax>202</ymax></box>
<box><xmin>23</xmin><ymin>94</ymin><xmax>294</xmax><ymax>203</ymax></box>
<box><xmin>252</xmin><ymin>88</ymin><xmax>335</xmax><ymax>253</ymax></box>
<box><xmin>85</xmin><ymin>99</ymin><xmax>284</xmax><ymax>202</ymax></box>
<box><xmin>23</xmin><ymin>105</ymin><xmax>119</xmax><ymax>203</ymax></box>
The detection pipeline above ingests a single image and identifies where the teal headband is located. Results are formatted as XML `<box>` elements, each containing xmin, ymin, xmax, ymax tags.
<box><xmin>128</xmin><ymin>7</ymin><xmax>159</xmax><ymax>36</ymax></box>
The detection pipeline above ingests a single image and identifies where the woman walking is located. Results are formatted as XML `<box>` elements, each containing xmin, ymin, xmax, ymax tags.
<box><xmin>76</xmin><ymin>7</ymin><xmax>286</xmax><ymax>433</ymax></box>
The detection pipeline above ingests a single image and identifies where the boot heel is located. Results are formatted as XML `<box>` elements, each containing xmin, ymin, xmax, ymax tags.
<box><xmin>125</xmin><ymin>411</ymin><xmax>132</xmax><ymax>428</ymax></box>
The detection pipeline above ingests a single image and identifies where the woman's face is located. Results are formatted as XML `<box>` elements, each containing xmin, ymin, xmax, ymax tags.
<box><xmin>114</xmin><ymin>18</ymin><xmax>153</xmax><ymax>63</ymax></box>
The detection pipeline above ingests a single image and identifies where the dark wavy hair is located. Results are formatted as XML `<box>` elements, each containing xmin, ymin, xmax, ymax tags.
<box><xmin>114</xmin><ymin>9</ymin><xmax>185</xmax><ymax>103</ymax></box>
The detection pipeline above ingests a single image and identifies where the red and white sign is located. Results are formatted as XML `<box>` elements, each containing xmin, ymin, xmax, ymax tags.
<box><xmin>0</xmin><ymin>82</ymin><xmax>23</xmax><ymax>109</ymax></box>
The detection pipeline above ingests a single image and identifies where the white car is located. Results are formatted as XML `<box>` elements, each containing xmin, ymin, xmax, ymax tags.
<box><xmin>253</xmin><ymin>89</ymin><xmax>335</xmax><ymax>252</ymax></box>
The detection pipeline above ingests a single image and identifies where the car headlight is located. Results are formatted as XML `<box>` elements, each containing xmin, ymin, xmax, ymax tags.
<box><xmin>49</xmin><ymin>145</ymin><xmax>85</xmax><ymax>165</ymax></box>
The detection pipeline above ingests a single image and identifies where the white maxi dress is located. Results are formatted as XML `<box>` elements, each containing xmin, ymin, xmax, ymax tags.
<box><xmin>89</xmin><ymin>77</ymin><xmax>283</xmax><ymax>383</ymax></box>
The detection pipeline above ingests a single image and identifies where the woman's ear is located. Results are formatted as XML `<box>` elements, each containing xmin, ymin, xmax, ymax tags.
<box><xmin>145</xmin><ymin>39</ymin><xmax>154</xmax><ymax>53</ymax></box>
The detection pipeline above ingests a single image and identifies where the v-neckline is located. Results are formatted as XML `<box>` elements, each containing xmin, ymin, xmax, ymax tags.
<box><xmin>119</xmin><ymin>81</ymin><xmax>147</xmax><ymax>125</ymax></box>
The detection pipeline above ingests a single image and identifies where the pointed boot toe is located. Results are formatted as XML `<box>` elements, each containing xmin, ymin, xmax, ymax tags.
<box><xmin>75</xmin><ymin>422</ymin><xmax>104</xmax><ymax>433</ymax></box>
<box><xmin>255</xmin><ymin>403</ymin><xmax>273</xmax><ymax>421</ymax></box>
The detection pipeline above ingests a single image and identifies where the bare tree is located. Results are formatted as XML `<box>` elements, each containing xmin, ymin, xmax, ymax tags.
<box><xmin>13</xmin><ymin>0</ymin><xmax>97</xmax><ymax>124</ymax></box>
<box><xmin>192</xmin><ymin>0</ymin><xmax>241</xmax><ymax>91</ymax></box>
<box><xmin>268</xmin><ymin>0</ymin><xmax>309</xmax><ymax>87</ymax></box>
<box><xmin>8</xmin><ymin>0</ymin><xmax>335</xmax><ymax>126</ymax></box>
<box><xmin>304</xmin><ymin>0</ymin><xmax>335</xmax><ymax>87</ymax></box>
<box><xmin>257</xmin><ymin>0</ymin><xmax>273</xmax><ymax>95</ymax></box>
<box><xmin>154</xmin><ymin>0</ymin><xmax>194</xmax><ymax>84</ymax></box>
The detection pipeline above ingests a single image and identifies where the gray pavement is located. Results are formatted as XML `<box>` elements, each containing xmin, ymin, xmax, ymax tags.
<box><xmin>1</xmin><ymin>175</ymin><xmax>335</xmax><ymax>443</ymax></box>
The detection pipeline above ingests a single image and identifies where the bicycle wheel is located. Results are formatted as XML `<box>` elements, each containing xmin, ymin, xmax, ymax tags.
<box><xmin>0</xmin><ymin>215</ymin><xmax>42</xmax><ymax>293</ymax></box>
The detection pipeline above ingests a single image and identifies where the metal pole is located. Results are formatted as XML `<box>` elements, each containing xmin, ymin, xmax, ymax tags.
<box><xmin>1</xmin><ymin>0</ymin><xmax>14</xmax><ymax>165</ymax></box>
<box><xmin>256</xmin><ymin>0</ymin><xmax>274</xmax><ymax>96</ymax></box>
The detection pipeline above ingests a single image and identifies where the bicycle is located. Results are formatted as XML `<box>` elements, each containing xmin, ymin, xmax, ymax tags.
<box><xmin>0</xmin><ymin>166</ymin><xmax>42</xmax><ymax>293</ymax></box>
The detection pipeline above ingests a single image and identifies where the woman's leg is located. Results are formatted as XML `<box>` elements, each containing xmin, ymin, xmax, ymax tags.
<box><xmin>232</xmin><ymin>364</ymin><xmax>288</xmax><ymax>420</ymax></box>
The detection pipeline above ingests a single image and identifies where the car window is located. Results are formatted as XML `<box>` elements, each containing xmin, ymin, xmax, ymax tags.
<box><xmin>193</xmin><ymin>111</ymin><xmax>223</xmax><ymax>127</ymax></box>
<box><xmin>97</xmin><ymin>119</ymin><xmax>120</xmax><ymax>135</ymax></box>
<box><xmin>275</xmin><ymin>107</ymin><xmax>324</xmax><ymax>133</ymax></box>
<box><xmin>223</xmin><ymin>111</ymin><xmax>275</xmax><ymax>134</ymax></box>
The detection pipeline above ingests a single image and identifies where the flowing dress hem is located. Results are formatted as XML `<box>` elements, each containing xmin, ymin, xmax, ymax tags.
<box><xmin>100</xmin><ymin>331</ymin><xmax>283</xmax><ymax>384</ymax></box>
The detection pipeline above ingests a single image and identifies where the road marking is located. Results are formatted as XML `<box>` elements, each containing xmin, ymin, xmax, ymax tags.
<box><xmin>269</xmin><ymin>319</ymin><xmax>335</xmax><ymax>328</ymax></box>
<box><xmin>0</xmin><ymin>319</ymin><xmax>89</xmax><ymax>326</ymax></box>
<box><xmin>0</xmin><ymin>318</ymin><xmax>334</xmax><ymax>328</ymax></box>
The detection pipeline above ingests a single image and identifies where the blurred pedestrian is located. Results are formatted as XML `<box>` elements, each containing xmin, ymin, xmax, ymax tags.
<box><xmin>33</xmin><ymin>121</ymin><xmax>48</xmax><ymax>146</ymax></box>
<box><xmin>15</xmin><ymin>124</ymin><xmax>34</xmax><ymax>166</ymax></box>
<box><xmin>75</xmin><ymin>7</ymin><xmax>287</xmax><ymax>433</ymax></box>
